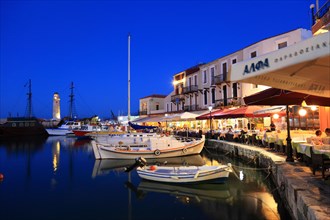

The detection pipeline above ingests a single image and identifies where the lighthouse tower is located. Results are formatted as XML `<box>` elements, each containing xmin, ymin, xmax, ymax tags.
<box><xmin>52</xmin><ymin>92</ymin><xmax>61</xmax><ymax>120</ymax></box>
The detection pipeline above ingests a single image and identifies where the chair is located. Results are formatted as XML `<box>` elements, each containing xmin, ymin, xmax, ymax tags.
<box><xmin>310</xmin><ymin>147</ymin><xmax>330</xmax><ymax>179</ymax></box>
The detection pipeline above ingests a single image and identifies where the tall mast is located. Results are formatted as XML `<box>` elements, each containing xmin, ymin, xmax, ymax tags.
<box><xmin>69</xmin><ymin>81</ymin><xmax>75</xmax><ymax>119</ymax></box>
<box><xmin>128</xmin><ymin>33</ymin><xmax>131</xmax><ymax>122</ymax></box>
<box><xmin>26</xmin><ymin>79</ymin><xmax>33</xmax><ymax>118</ymax></box>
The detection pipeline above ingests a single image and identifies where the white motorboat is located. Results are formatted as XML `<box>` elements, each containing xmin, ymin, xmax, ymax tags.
<box><xmin>46</xmin><ymin>121</ymin><xmax>81</xmax><ymax>136</ymax></box>
<box><xmin>91</xmin><ymin>135</ymin><xmax>205</xmax><ymax>159</ymax></box>
<box><xmin>136</xmin><ymin>163</ymin><xmax>231</xmax><ymax>183</ymax></box>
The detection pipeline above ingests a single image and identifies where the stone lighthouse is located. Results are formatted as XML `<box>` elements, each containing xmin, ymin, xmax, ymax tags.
<box><xmin>52</xmin><ymin>92</ymin><xmax>61</xmax><ymax>120</ymax></box>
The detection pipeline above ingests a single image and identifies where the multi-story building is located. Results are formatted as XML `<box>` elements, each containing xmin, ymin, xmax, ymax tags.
<box><xmin>164</xmin><ymin>28</ymin><xmax>311</xmax><ymax>115</ymax></box>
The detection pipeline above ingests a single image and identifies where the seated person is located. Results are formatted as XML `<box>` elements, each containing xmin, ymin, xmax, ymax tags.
<box><xmin>325</xmin><ymin>128</ymin><xmax>330</xmax><ymax>137</ymax></box>
<box><xmin>315</xmin><ymin>129</ymin><xmax>322</xmax><ymax>137</ymax></box>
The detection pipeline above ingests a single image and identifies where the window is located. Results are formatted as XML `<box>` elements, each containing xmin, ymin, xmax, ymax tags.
<box><xmin>211</xmin><ymin>88</ymin><xmax>215</xmax><ymax>104</ymax></box>
<box><xmin>194</xmin><ymin>75</ymin><xmax>197</xmax><ymax>85</ymax></box>
<box><xmin>250</xmin><ymin>51</ymin><xmax>257</xmax><ymax>58</ymax></box>
<box><xmin>166</xmin><ymin>103</ymin><xmax>169</xmax><ymax>112</ymax></box>
<box><xmin>204</xmin><ymin>90</ymin><xmax>208</xmax><ymax>105</ymax></box>
<box><xmin>203</xmin><ymin>70</ymin><xmax>207</xmax><ymax>83</ymax></box>
<box><xmin>222</xmin><ymin>63</ymin><xmax>227</xmax><ymax>74</ymax></box>
<box><xmin>156</xmin><ymin>104</ymin><xmax>159</xmax><ymax>110</ymax></box>
<box><xmin>210</xmin><ymin>67</ymin><xmax>215</xmax><ymax>85</ymax></box>
<box><xmin>278</xmin><ymin>42</ymin><xmax>287</xmax><ymax>49</ymax></box>
<box><xmin>188</xmin><ymin>77</ymin><xmax>192</xmax><ymax>87</ymax></box>
<box><xmin>232</xmin><ymin>59</ymin><xmax>237</xmax><ymax>64</ymax></box>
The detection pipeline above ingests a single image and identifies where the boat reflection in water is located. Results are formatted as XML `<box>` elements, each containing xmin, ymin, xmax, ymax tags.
<box><xmin>91</xmin><ymin>154</ymin><xmax>205</xmax><ymax>178</ymax></box>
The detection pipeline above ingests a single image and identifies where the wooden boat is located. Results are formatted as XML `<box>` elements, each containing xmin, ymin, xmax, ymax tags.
<box><xmin>0</xmin><ymin>117</ymin><xmax>48</xmax><ymax>137</ymax></box>
<box><xmin>91</xmin><ymin>154</ymin><xmax>205</xmax><ymax>178</ymax></box>
<box><xmin>91</xmin><ymin>135</ymin><xmax>205</xmax><ymax>159</ymax></box>
<box><xmin>72</xmin><ymin>124</ymin><xmax>109</xmax><ymax>138</ymax></box>
<box><xmin>136</xmin><ymin>164</ymin><xmax>231</xmax><ymax>183</ymax></box>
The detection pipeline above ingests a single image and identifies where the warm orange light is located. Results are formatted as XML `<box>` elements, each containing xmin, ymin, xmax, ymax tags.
<box><xmin>273</xmin><ymin>114</ymin><xmax>279</xmax><ymax>119</ymax></box>
<box><xmin>298</xmin><ymin>108</ymin><xmax>307</xmax><ymax>116</ymax></box>
<box><xmin>310</xmin><ymin>106</ymin><xmax>317</xmax><ymax>111</ymax></box>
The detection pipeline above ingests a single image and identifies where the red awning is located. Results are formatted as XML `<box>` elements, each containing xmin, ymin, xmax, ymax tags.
<box><xmin>196</xmin><ymin>108</ymin><xmax>236</xmax><ymax>120</ymax></box>
<box><xmin>214</xmin><ymin>106</ymin><xmax>266</xmax><ymax>119</ymax></box>
<box><xmin>243</xmin><ymin>88</ymin><xmax>330</xmax><ymax>106</ymax></box>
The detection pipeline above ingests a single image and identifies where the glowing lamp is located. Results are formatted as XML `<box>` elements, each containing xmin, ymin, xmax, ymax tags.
<box><xmin>298</xmin><ymin>108</ymin><xmax>307</xmax><ymax>117</ymax></box>
<box><xmin>273</xmin><ymin>113</ymin><xmax>279</xmax><ymax>119</ymax></box>
<box><xmin>310</xmin><ymin>106</ymin><xmax>317</xmax><ymax>111</ymax></box>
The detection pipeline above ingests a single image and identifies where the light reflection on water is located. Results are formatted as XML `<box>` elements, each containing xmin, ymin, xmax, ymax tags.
<box><xmin>0</xmin><ymin>136</ymin><xmax>291</xmax><ymax>220</ymax></box>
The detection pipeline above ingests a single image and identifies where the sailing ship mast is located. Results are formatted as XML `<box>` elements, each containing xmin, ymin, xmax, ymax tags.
<box><xmin>128</xmin><ymin>33</ymin><xmax>131</xmax><ymax>122</ymax></box>
<box><xmin>68</xmin><ymin>81</ymin><xmax>76</xmax><ymax>119</ymax></box>
<box><xmin>25</xmin><ymin>79</ymin><xmax>33</xmax><ymax>118</ymax></box>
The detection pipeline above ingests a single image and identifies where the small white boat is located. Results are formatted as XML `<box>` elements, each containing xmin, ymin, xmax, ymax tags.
<box><xmin>46</xmin><ymin>121</ymin><xmax>81</xmax><ymax>136</ymax></box>
<box><xmin>136</xmin><ymin>164</ymin><xmax>231</xmax><ymax>183</ymax></box>
<box><xmin>91</xmin><ymin>135</ymin><xmax>205</xmax><ymax>160</ymax></box>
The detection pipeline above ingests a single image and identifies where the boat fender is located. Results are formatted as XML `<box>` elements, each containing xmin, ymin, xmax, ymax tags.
<box><xmin>149</xmin><ymin>165</ymin><xmax>157</xmax><ymax>171</ymax></box>
<box><xmin>182</xmin><ymin>148</ymin><xmax>187</xmax><ymax>154</ymax></box>
<box><xmin>154</xmin><ymin>149</ymin><xmax>161</xmax><ymax>156</ymax></box>
<box><xmin>0</xmin><ymin>173</ymin><xmax>4</xmax><ymax>181</ymax></box>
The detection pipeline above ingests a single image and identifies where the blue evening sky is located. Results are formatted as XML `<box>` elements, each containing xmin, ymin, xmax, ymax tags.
<box><xmin>0</xmin><ymin>0</ymin><xmax>321</xmax><ymax>119</ymax></box>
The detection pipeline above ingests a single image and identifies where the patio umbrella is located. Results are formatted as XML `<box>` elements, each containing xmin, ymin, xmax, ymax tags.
<box><xmin>243</xmin><ymin>88</ymin><xmax>330</xmax><ymax>106</ymax></box>
<box><xmin>243</xmin><ymin>88</ymin><xmax>330</xmax><ymax>162</ymax></box>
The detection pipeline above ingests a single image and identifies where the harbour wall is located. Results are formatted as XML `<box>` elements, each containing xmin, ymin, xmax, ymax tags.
<box><xmin>206</xmin><ymin>139</ymin><xmax>330</xmax><ymax>220</ymax></box>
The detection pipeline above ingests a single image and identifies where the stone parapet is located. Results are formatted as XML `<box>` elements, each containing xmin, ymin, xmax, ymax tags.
<box><xmin>206</xmin><ymin>139</ymin><xmax>330</xmax><ymax>220</ymax></box>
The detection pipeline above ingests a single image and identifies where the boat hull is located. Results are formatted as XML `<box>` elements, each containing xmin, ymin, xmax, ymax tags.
<box><xmin>0</xmin><ymin>117</ymin><xmax>48</xmax><ymax>137</ymax></box>
<box><xmin>45</xmin><ymin>128</ymin><xmax>73</xmax><ymax>136</ymax></box>
<box><xmin>137</xmin><ymin>165</ymin><xmax>230</xmax><ymax>183</ymax></box>
<box><xmin>91</xmin><ymin>137</ymin><xmax>205</xmax><ymax>160</ymax></box>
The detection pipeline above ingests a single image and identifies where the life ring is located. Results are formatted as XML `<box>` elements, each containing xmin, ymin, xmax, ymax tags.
<box><xmin>154</xmin><ymin>149</ymin><xmax>161</xmax><ymax>156</ymax></box>
<box><xmin>182</xmin><ymin>148</ymin><xmax>187</xmax><ymax>154</ymax></box>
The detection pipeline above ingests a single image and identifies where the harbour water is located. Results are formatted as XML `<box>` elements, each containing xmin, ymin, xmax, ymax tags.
<box><xmin>0</xmin><ymin>136</ymin><xmax>291</xmax><ymax>220</ymax></box>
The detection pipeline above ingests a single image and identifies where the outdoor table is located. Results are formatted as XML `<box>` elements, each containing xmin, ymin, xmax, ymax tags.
<box><xmin>298</xmin><ymin>143</ymin><xmax>330</xmax><ymax>158</ymax></box>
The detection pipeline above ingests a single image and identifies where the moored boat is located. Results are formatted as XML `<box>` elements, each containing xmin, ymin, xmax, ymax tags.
<box><xmin>91</xmin><ymin>135</ymin><xmax>205</xmax><ymax>159</ymax></box>
<box><xmin>0</xmin><ymin>117</ymin><xmax>48</xmax><ymax>137</ymax></box>
<box><xmin>136</xmin><ymin>164</ymin><xmax>232</xmax><ymax>183</ymax></box>
<box><xmin>46</xmin><ymin>120</ymin><xmax>81</xmax><ymax>136</ymax></box>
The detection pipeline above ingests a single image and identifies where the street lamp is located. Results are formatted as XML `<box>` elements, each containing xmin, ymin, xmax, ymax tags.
<box><xmin>165</xmin><ymin>114</ymin><xmax>168</xmax><ymax>132</ymax></box>
<box><xmin>208</xmin><ymin>106</ymin><xmax>213</xmax><ymax>132</ymax></box>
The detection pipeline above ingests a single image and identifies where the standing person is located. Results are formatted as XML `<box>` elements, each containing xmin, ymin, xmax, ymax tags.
<box><xmin>270</xmin><ymin>121</ymin><xmax>276</xmax><ymax>131</ymax></box>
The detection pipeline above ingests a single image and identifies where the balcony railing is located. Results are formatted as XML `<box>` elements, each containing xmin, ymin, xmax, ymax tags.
<box><xmin>139</xmin><ymin>110</ymin><xmax>148</xmax><ymax>115</ymax></box>
<box><xmin>312</xmin><ymin>1</ymin><xmax>330</xmax><ymax>34</ymax></box>
<box><xmin>171</xmin><ymin>94</ymin><xmax>185</xmax><ymax>103</ymax></box>
<box><xmin>214</xmin><ymin>73</ymin><xmax>227</xmax><ymax>85</ymax></box>
<box><xmin>184</xmin><ymin>105</ymin><xmax>199</xmax><ymax>111</ymax></box>
<box><xmin>183</xmin><ymin>85</ymin><xmax>198</xmax><ymax>94</ymax></box>
<box><xmin>215</xmin><ymin>97</ymin><xmax>242</xmax><ymax>108</ymax></box>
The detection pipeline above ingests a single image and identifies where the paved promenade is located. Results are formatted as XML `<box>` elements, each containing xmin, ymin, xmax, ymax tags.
<box><xmin>206</xmin><ymin>140</ymin><xmax>330</xmax><ymax>220</ymax></box>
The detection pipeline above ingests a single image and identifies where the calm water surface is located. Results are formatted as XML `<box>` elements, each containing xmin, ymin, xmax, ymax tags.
<box><xmin>0</xmin><ymin>136</ymin><xmax>291</xmax><ymax>220</ymax></box>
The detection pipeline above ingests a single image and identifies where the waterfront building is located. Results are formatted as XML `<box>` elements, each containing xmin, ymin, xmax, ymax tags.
<box><xmin>137</xmin><ymin>26</ymin><xmax>327</xmax><ymax>130</ymax></box>
<box><xmin>52</xmin><ymin>92</ymin><xmax>61</xmax><ymax>120</ymax></box>
<box><xmin>139</xmin><ymin>94</ymin><xmax>166</xmax><ymax>116</ymax></box>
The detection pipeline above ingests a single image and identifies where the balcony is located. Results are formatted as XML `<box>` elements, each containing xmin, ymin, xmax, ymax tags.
<box><xmin>139</xmin><ymin>110</ymin><xmax>148</xmax><ymax>115</ymax></box>
<box><xmin>183</xmin><ymin>85</ymin><xmax>198</xmax><ymax>94</ymax></box>
<box><xmin>184</xmin><ymin>105</ymin><xmax>199</xmax><ymax>111</ymax></box>
<box><xmin>312</xmin><ymin>1</ymin><xmax>330</xmax><ymax>34</ymax></box>
<box><xmin>215</xmin><ymin>97</ymin><xmax>242</xmax><ymax>108</ymax></box>
<box><xmin>214</xmin><ymin>73</ymin><xmax>228</xmax><ymax>85</ymax></box>
<box><xmin>171</xmin><ymin>94</ymin><xmax>185</xmax><ymax>103</ymax></box>
<box><xmin>227</xmin><ymin>97</ymin><xmax>242</xmax><ymax>106</ymax></box>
